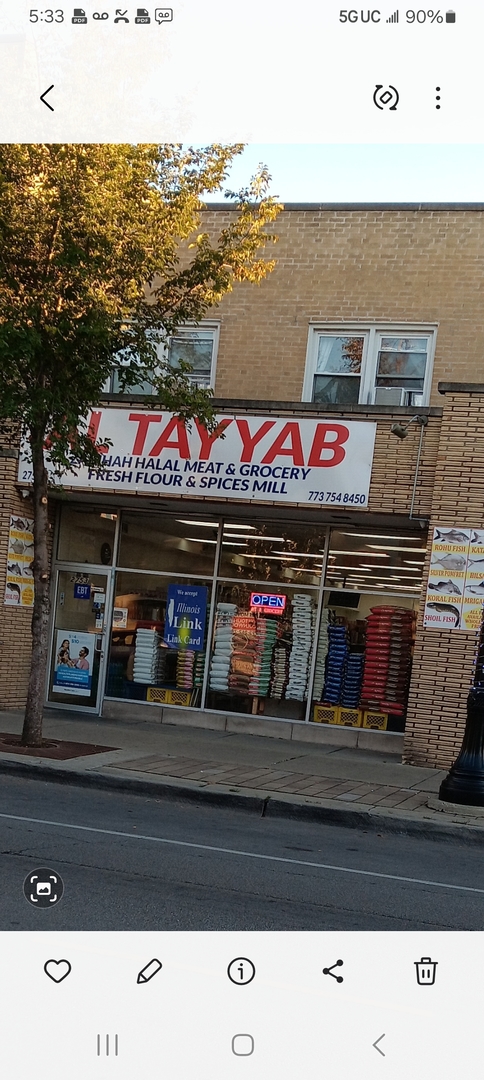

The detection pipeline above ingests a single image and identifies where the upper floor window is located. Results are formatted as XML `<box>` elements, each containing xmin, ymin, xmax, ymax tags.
<box><xmin>104</xmin><ymin>323</ymin><xmax>219</xmax><ymax>396</ymax></box>
<box><xmin>302</xmin><ymin>326</ymin><xmax>436</xmax><ymax>407</ymax></box>
<box><xmin>167</xmin><ymin>326</ymin><xmax>219</xmax><ymax>390</ymax></box>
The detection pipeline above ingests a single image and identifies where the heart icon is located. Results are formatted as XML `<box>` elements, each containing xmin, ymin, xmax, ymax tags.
<box><xmin>44</xmin><ymin>959</ymin><xmax>72</xmax><ymax>983</ymax></box>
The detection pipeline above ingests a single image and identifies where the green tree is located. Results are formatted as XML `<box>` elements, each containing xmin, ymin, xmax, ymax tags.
<box><xmin>0</xmin><ymin>143</ymin><xmax>281</xmax><ymax>745</ymax></box>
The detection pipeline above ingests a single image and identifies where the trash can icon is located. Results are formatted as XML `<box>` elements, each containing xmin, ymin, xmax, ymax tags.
<box><xmin>415</xmin><ymin>957</ymin><xmax>438</xmax><ymax>985</ymax></box>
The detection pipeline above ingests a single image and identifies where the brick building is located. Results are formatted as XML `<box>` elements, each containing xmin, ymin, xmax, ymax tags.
<box><xmin>2</xmin><ymin>203</ymin><xmax>484</xmax><ymax>769</ymax></box>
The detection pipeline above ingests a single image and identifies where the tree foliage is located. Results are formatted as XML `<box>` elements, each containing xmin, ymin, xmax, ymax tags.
<box><xmin>0</xmin><ymin>143</ymin><xmax>281</xmax><ymax>466</ymax></box>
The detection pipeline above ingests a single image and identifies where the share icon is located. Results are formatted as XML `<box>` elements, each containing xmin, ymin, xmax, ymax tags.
<box><xmin>322</xmin><ymin>959</ymin><xmax>344</xmax><ymax>983</ymax></box>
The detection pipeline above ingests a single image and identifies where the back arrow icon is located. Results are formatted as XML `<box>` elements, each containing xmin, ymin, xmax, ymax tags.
<box><xmin>373</xmin><ymin>1034</ymin><xmax>386</xmax><ymax>1057</ymax></box>
<box><xmin>40</xmin><ymin>85</ymin><xmax>54</xmax><ymax>111</ymax></box>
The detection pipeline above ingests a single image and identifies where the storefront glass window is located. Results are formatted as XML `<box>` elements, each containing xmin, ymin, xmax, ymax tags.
<box><xmin>325</xmin><ymin>527</ymin><xmax>426</xmax><ymax>595</ymax></box>
<box><xmin>57</xmin><ymin>506</ymin><xmax>117</xmax><ymax>565</ymax></box>
<box><xmin>218</xmin><ymin>521</ymin><xmax>326</xmax><ymax>587</ymax></box>
<box><xmin>106</xmin><ymin>571</ymin><xmax>211</xmax><ymax>705</ymax></box>
<box><xmin>309</xmin><ymin>525</ymin><xmax>426</xmax><ymax>734</ymax></box>
<box><xmin>206</xmin><ymin>581</ymin><xmax>318</xmax><ymax>721</ymax></box>
<box><xmin>118</xmin><ymin>512</ymin><xmax>218</xmax><ymax>576</ymax></box>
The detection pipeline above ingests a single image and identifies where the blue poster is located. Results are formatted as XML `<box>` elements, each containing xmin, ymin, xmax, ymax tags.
<box><xmin>164</xmin><ymin>584</ymin><xmax>208</xmax><ymax>651</ymax></box>
<box><xmin>52</xmin><ymin>630</ymin><xmax>94</xmax><ymax>696</ymax></box>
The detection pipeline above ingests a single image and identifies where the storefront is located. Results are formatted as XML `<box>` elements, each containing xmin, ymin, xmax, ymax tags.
<box><xmin>46</xmin><ymin>501</ymin><xmax>426</xmax><ymax>735</ymax></box>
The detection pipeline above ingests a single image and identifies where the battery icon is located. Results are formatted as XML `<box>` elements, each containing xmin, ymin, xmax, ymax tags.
<box><xmin>445</xmin><ymin>9</ymin><xmax>456</xmax><ymax>21</ymax></box>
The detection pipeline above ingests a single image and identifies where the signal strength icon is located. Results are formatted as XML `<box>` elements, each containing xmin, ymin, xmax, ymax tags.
<box><xmin>386</xmin><ymin>9</ymin><xmax>399</xmax><ymax>20</ymax></box>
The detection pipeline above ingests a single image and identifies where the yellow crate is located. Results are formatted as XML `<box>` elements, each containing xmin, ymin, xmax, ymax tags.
<box><xmin>170</xmin><ymin>690</ymin><xmax>192</xmax><ymax>707</ymax></box>
<box><xmin>146</xmin><ymin>687</ymin><xmax>171</xmax><ymax>704</ymax></box>
<box><xmin>313</xmin><ymin>705</ymin><xmax>339</xmax><ymax>724</ymax></box>
<box><xmin>146</xmin><ymin>688</ymin><xmax>192</xmax><ymax>706</ymax></box>
<box><xmin>338</xmin><ymin>708</ymin><xmax>363</xmax><ymax>728</ymax></box>
<box><xmin>362</xmin><ymin>710</ymin><xmax>388</xmax><ymax>731</ymax></box>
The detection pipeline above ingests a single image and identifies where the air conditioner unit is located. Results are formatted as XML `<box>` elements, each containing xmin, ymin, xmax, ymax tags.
<box><xmin>373</xmin><ymin>386</ymin><xmax>407</xmax><ymax>406</ymax></box>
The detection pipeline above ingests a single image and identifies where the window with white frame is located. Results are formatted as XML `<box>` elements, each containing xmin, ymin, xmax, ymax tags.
<box><xmin>104</xmin><ymin>324</ymin><xmax>219</xmax><ymax>395</ymax></box>
<box><xmin>302</xmin><ymin>326</ymin><xmax>436</xmax><ymax>407</ymax></box>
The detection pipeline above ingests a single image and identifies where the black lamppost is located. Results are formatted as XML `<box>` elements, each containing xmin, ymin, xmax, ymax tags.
<box><xmin>439</xmin><ymin>616</ymin><xmax>484</xmax><ymax>806</ymax></box>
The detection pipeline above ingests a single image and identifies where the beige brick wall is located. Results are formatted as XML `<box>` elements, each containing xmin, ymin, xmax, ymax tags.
<box><xmin>404</xmin><ymin>390</ymin><xmax>484</xmax><ymax>768</ymax></box>
<box><xmin>200</xmin><ymin>207</ymin><xmax>484</xmax><ymax>404</ymax></box>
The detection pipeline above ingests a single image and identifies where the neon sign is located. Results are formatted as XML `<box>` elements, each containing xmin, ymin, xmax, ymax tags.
<box><xmin>250</xmin><ymin>592</ymin><xmax>287</xmax><ymax>615</ymax></box>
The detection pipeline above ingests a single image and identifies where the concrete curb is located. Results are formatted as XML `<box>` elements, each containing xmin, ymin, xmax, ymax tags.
<box><xmin>1</xmin><ymin>756</ymin><xmax>484</xmax><ymax>845</ymax></box>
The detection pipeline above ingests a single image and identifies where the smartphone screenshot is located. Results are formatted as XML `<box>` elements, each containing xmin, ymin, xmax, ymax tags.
<box><xmin>0</xmin><ymin>1</ymin><xmax>483</xmax><ymax>1076</ymax></box>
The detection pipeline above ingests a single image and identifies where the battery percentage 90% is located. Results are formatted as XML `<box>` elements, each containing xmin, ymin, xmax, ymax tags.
<box><xmin>406</xmin><ymin>9</ymin><xmax>443</xmax><ymax>21</ymax></box>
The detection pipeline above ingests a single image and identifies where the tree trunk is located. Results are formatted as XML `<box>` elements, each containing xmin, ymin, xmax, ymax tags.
<box><xmin>21</xmin><ymin>432</ymin><xmax>51</xmax><ymax>746</ymax></box>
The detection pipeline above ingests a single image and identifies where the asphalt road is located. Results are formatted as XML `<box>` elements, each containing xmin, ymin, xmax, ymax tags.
<box><xmin>0</xmin><ymin>775</ymin><xmax>482</xmax><ymax>930</ymax></box>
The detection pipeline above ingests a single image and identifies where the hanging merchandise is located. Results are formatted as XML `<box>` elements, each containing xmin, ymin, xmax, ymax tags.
<box><xmin>209</xmin><ymin>603</ymin><xmax>237</xmax><ymax>691</ymax></box>
<box><xmin>313</xmin><ymin>608</ymin><xmax>330</xmax><ymax>701</ymax></box>
<box><xmin>322</xmin><ymin>622</ymin><xmax>348</xmax><ymax>704</ymax></box>
<box><xmin>360</xmin><ymin>606</ymin><xmax>415</xmax><ymax>715</ymax></box>
<box><xmin>133</xmin><ymin>627</ymin><xmax>165</xmax><ymax>685</ymax></box>
<box><xmin>286</xmin><ymin>594</ymin><xmax>315</xmax><ymax>700</ymax></box>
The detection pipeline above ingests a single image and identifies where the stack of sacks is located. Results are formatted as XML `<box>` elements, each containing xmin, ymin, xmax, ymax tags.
<box><xmin>340</xmin><ymin>651</ymin><xmax>365</xmax><ymax>708</ymax></box>
<box><xmin>270</xmin><ymin>640</ymin><xmax>290</xmax><ymax>699</ymax></box>
<box><xmin>286</xmin><ymin>594</ymin><xmax>314</xmax><ymax>700</ymax></box>
<box><xmin>209</xmin><ymin>603</ymin><xmax>237</xmax><ymax>691</ymax></box>
<box><xmin>229</xmin><ymin>614</ymin><xmax>258</xmax><ymax>695</ymax></box>
<box><xmin>249</xmin><ymin>617</ymin><xmax>278</xmax><ymax>696</ymax></box>
<box><xmin>133</xmin><ymin>628</ymin><xmax>164</xmax><ymax>685</ymax></box>
<box><xmin>322</xmin><ymin>624</ymin><xmax>348</xmax><ymax>704</ymax></box>
<box><xmin>176</xmin><ymin>650</ymin><xmax>195</xmax><ymax>690</ymax></box>
<box><xmin>312</xmin><ymin>609</ymin><xmax>330</xmax><ymax>701</ymax></box>
<box><xmin>360</xmin><ymin>606</ymin><xmax>415</xmax><ymax>714</ymax></box>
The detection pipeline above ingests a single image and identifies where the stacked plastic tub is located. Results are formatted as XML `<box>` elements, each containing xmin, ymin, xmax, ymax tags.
<box><xmin>360</xmin><ymin>606</ymin><xmax>415</xmax><ymax>716</ymax></box>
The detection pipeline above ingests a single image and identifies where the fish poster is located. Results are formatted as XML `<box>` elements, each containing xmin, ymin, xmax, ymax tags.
<box><xmin>4</xmin><ymin>515</ymin><xmax>35</xmax><ymax>607</ymax></box>
<box><xmin>424</xmin><ymin>526</ymin><xmax>484</xmax><ymax>631</ymax></box>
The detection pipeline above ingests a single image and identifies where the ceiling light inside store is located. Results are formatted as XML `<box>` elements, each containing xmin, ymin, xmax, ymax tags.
<box><xmin>274</xmin><ymin>550</ymin><xmax>326</xmax><ymax>558</ymax></box>
<box><xmin>328</xmin><ymin>550</ymin><xmax>389</xmax><ymax>558</ymax></box>
<box><xmin>177</xmin><ymin>520</ymin><xmax>220</xmax><ymax>528</ymax></box>
<box><xmin>340</xmin><ymin>532</ymin><xmax>423</xmax><ymax>540</ymax></box>
<box><xmin>404</xmin><ymin>560</ymin><xmax>426</xmax><ymax>565</ymax></box>
<box><xmin>328</xmin><ymin>565</ymin><xmax>373</xmax><ymax>573</ymax></box>
<box><xmin>185</xmin><ymin>537</ymin><xmax>218</xmax><ymax>544</ymax></box>
<box><xmin>224</xmin><ymin>534</ymin><xmax>285</xmax><ymax>542</ymax></box>
<box><xmin>367</xmin><ymin>545</ymin><xmax>427</xmax><ymax>552</ymax></box>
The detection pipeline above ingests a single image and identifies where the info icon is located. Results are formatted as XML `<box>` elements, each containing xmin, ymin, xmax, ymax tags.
<box><xmin>227</xmin><ymin>958</ymin><xmax>256</xmax><ymax>985</ymax></box>
<box><xmin>23</xmin><ymin>868</ymin><xmax>64</xmax><ymax>908</ymax></box>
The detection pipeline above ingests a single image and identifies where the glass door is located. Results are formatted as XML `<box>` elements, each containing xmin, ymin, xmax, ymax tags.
<box><xmin>47</xmin><ymin>567</ymin><xmax>112</xmax><ymax>711</ymax></box>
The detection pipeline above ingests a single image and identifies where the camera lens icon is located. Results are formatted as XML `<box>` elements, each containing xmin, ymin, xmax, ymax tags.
<box><xmin>373</xmin><ymin>84</ymin><xmax>399</xmax><ymax>110</ymax></box>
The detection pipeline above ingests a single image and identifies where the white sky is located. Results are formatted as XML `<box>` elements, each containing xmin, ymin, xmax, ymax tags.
<box><xmin>203</xmin><ymin>145</ymin><xmax>484</xmax><ymax>204</ymax></box>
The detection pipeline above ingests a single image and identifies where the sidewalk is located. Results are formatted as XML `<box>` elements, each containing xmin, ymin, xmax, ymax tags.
<box><xmin>0</xmin><ymin>708</ymin><xmax>483</xmax><ymax>841</ymax></box>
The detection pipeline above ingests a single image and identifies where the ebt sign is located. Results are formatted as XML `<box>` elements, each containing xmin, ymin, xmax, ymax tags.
<box><xmin>21</xmin><ymin>410</ymin><xmax>377</xmax><ymax>508</ymax></box>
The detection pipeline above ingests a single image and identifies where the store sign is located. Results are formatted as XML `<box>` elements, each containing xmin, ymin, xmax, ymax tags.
<box><xmin>19</xmin><ymin>409</ymin><xmax>377</xmax><ymax>508</ymax></box>
<box><xmin>52</xmin><ymin>630</ymin><xmax>94</xmax><ymax>696</ymax></box>
<box><xmin>4</xmin><ymin>515</ymin><xmax>34</xmax><ymax>607</ymax></box>
<box><xmin>423</xmin><ymin>525</ymin><xmax>484</xmax><ymax>631</ymax></box>
<box><xmin>164</xmin><ymin>584</ymin><xmax>208</xmax><ymax>651</ymax></box>
<box><xmin>250</xmin><ymin>592</ymin><xmax>287</xmax><ymax>614</ymax></box>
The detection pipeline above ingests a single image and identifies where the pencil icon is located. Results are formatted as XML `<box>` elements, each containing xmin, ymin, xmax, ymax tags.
<box><xmin>137</xmin><ymin>958</ymin><xmax>162</xmax><ymax>984</ymax></box>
